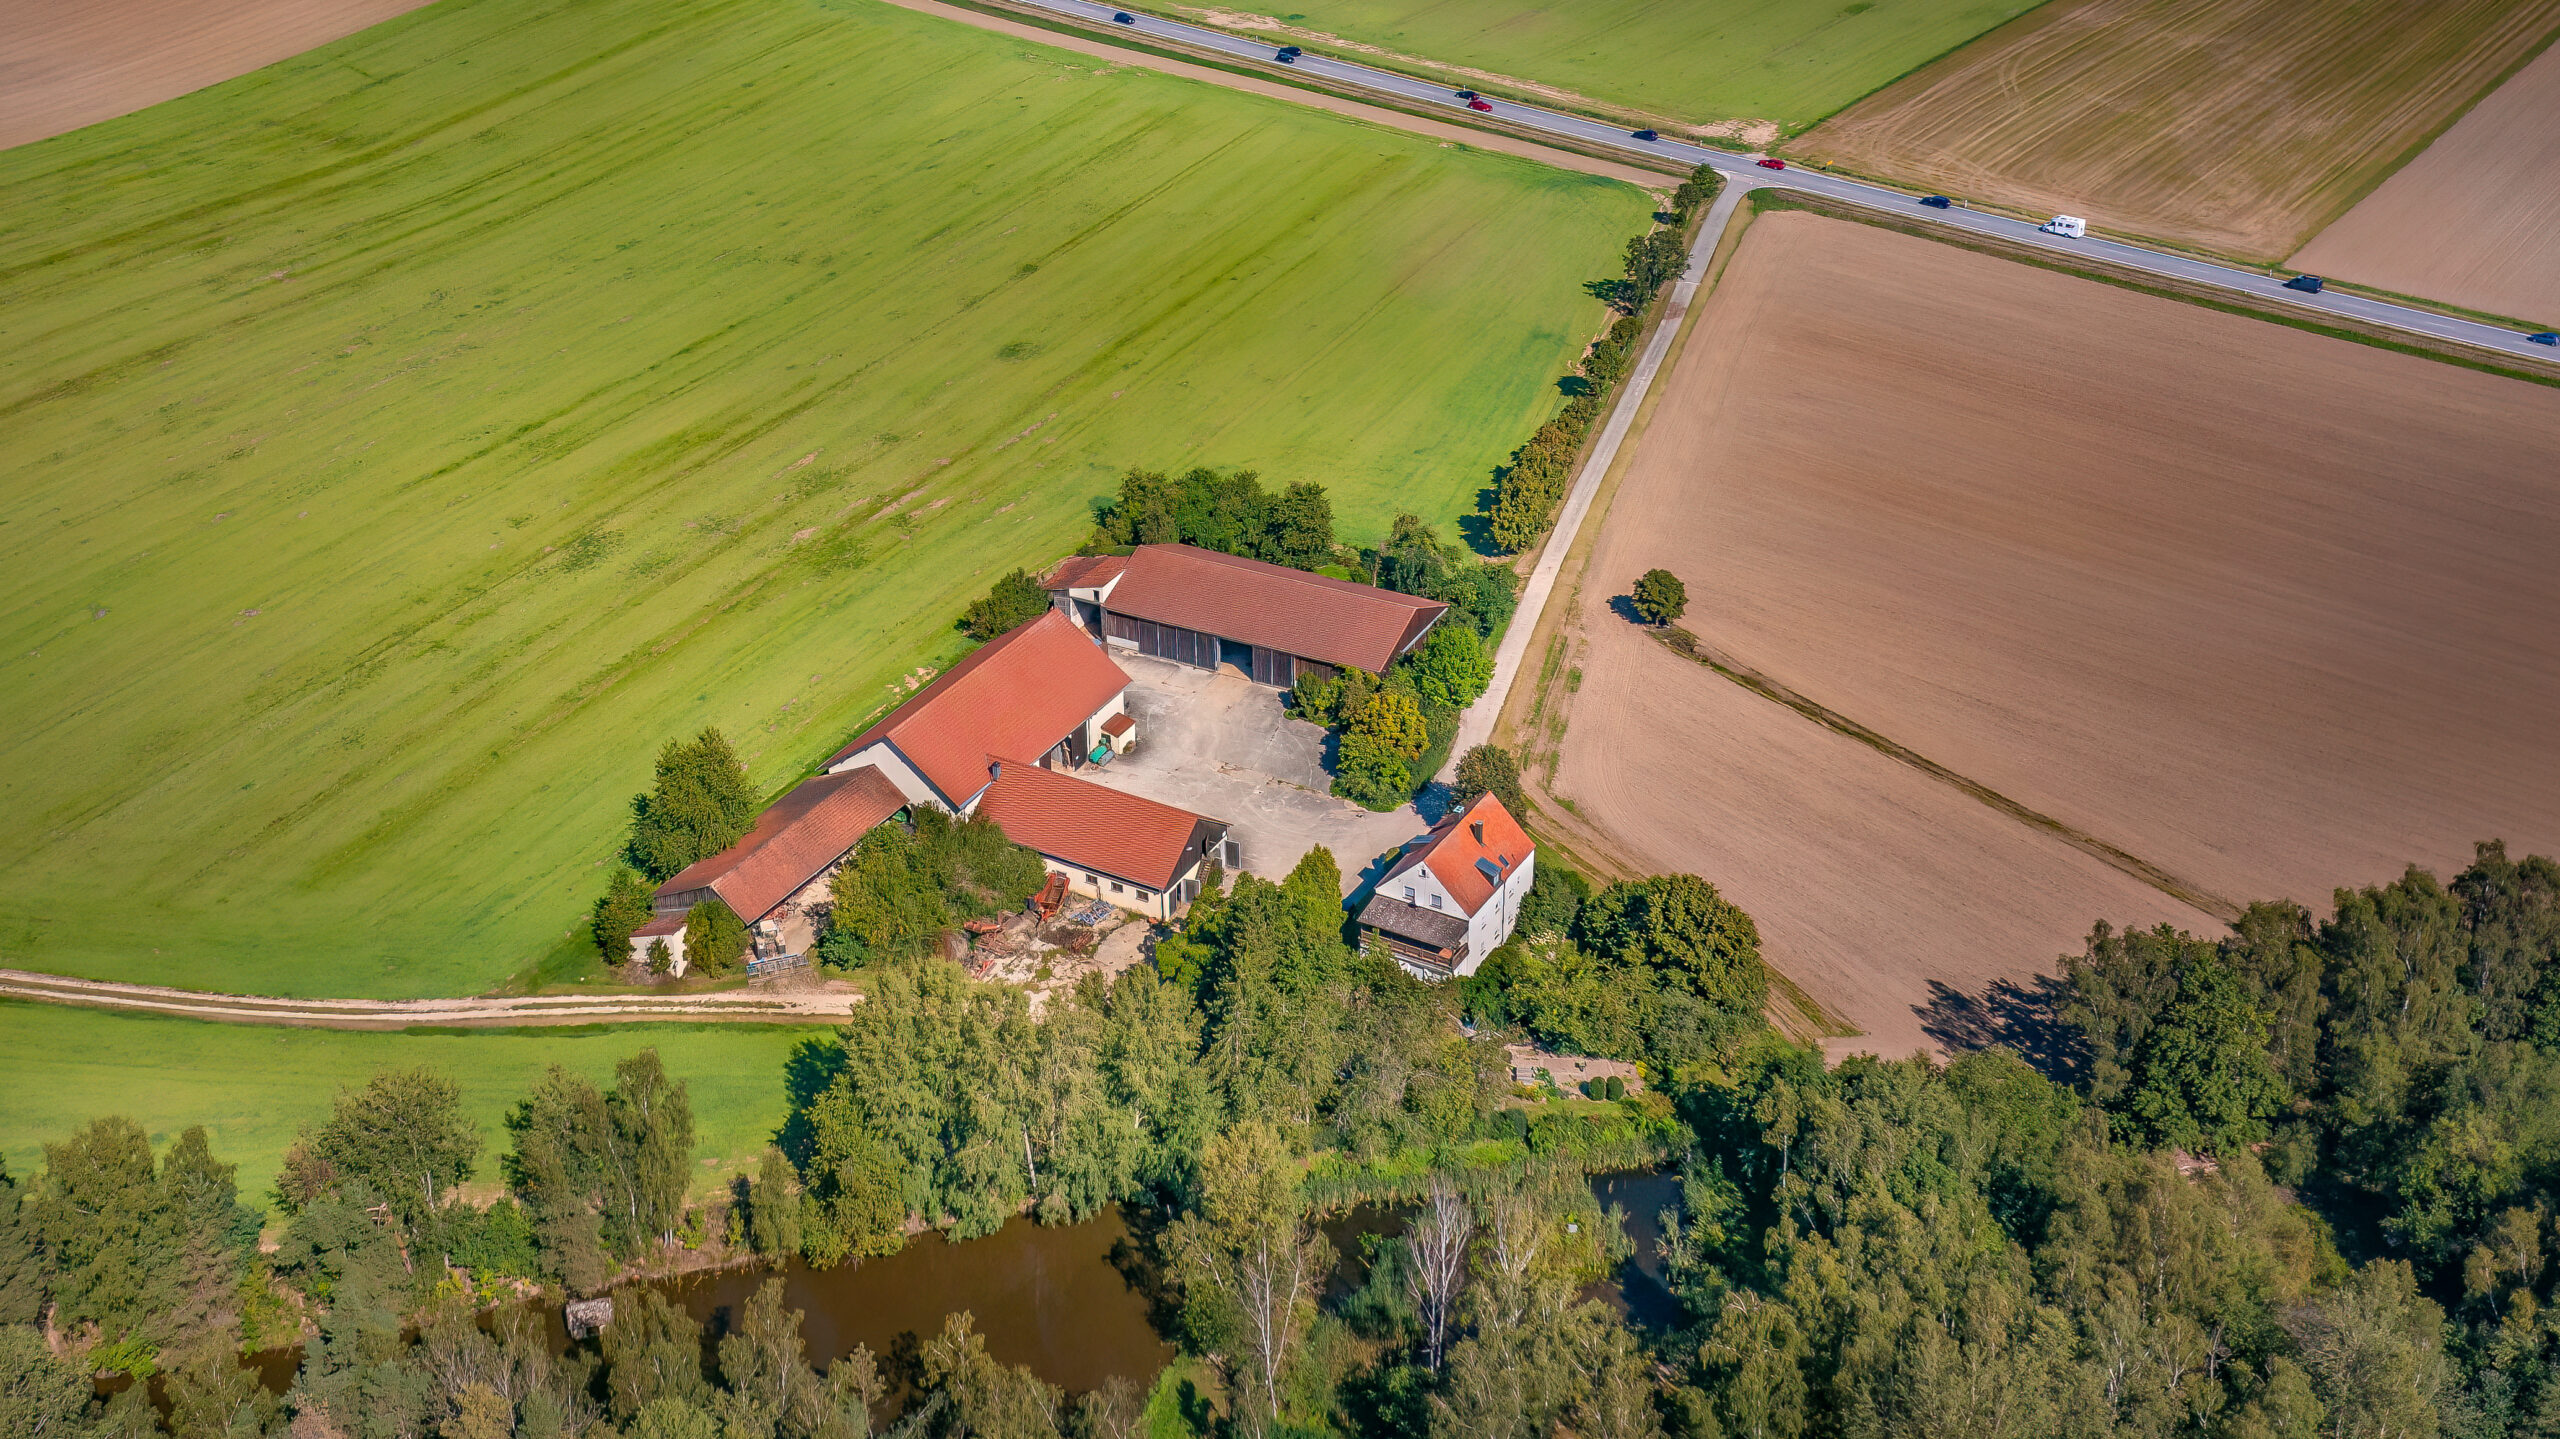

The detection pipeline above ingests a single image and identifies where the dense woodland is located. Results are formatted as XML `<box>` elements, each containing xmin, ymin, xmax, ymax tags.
<box><xmin>12</xmin><ymin>794</ymin><xmax>2559</xmax><ymax>1439</ymax></box>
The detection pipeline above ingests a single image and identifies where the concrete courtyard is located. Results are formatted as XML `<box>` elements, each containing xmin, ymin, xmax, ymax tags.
<box><xmin>1077</xmin><ymin>652</ymin><xmax>1433</xmax><ymax>901</ymax></box>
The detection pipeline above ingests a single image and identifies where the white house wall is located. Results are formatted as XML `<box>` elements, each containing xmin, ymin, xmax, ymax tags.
<box><xmin>826</xmin><ymin>741</ymin><xmax>942</xmax><ymax>809</ymax></box>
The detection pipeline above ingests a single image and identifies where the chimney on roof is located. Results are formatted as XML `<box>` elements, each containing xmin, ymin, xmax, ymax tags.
<box><xmin>1470</xmin><ymin>820</ymin><xmax>1485</xmax><ymax>846</ymax></box>
<box><xmin>989</xmin><ymin>759</ymin><xmax>1002</xmax><ymax>782</ymax></box>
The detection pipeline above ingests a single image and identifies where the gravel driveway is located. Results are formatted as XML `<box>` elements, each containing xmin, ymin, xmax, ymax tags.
<box><xmin>1080</xmin><ymin>654</ymin><xmax>1432</xmax><ymax>899</ymax></box>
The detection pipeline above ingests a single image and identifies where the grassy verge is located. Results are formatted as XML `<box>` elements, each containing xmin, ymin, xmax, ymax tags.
<box><xmin>0</xmin><ymin>0</ymin><xmax>1650</xmax><ymax>998</ymax></box>
<box><xmin>0</xmin><ymin>1001</ymin><xmax>828</xmax><ymax>1209</ymax></box>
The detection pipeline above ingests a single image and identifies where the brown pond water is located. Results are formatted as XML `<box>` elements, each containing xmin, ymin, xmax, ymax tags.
<box><xmin>637</xmin><ymin>1204</ymin><xmax>1174</xmax><ymax>1396</ymax></box>
<box><xmin>211</xmin><ymin>1171</ymin><xmax>1674</xmax><ymax>1403</ymax></box>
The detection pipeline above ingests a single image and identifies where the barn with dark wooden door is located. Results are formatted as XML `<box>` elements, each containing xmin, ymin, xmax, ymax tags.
<box><xmin>1045</xmin><ymin>543</ymin><xmax>1447</xmax><ymax>685</ymax></box>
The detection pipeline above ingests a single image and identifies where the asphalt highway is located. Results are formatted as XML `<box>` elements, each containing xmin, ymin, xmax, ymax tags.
<box><xmin>1019</xmin><ymin>0</ymin><xmax>2560</xmax><ymax>363</ymax></box>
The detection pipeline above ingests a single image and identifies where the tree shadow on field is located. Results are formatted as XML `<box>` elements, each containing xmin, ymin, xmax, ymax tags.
<box><xmin>1606</xmin><ymin>594</ymin><xmax>1647</xmax><ymax>626</ymax></box>
<box><xmin>1457</xmin><ymin>469</ymin><xmax>1506</xmax><ymax>556</ymax></box>
<box><xmin>1913</xmin><ymin>975</ymin><xmax>2087</xmax><ymax>1086</ymax></box>
<box><xmin>771</xmin><ymin>1036</ymin><xmax>845</xmax><ymax>1161</ymax></box>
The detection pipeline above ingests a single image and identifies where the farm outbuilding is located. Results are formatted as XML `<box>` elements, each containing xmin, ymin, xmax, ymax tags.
<box><xmin>1047</xmin><ymin>543</ymin><xmax>1447</xmax><ymax>686</ymax></box>
<box><xmin>651</xmin><ymin>765</ymin><xmax>908</xmax><ymax>966</ymax></box>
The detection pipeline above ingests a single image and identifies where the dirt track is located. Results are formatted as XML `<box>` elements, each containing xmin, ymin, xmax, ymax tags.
<box><xmin>0</xmin><ymin>967</ymin><xmax>860</xmax><ymax>1028</ymax></box>
<box><xmin>1553</xmin><ymin>210</ymin><xmax>2560</xmax><ymax>1059</ymax></box>
<box><xmin>2292</xmin><ymin>41</ymin><xmax>2560</xmax><ymax>324</ymax></box>
<box><xmin>0</xmin><ymin>0</ymin><xmax>442</xmax><ymax>151</ymax></box>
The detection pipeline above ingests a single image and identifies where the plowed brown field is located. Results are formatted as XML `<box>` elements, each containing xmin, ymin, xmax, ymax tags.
<box><xmin>1553</xmin><ymin>210</ymin><xmax>2560</xmax><ymax>1058</ymax></box>
<box><xmin>0</xmin><ymin>0</ymin><xmax>437</xmax><ymax>151</ymax></box>
<box><xmin>2292</xmin><ymin>42</ymin><xmax>2560</xmax><ymax>325</ymax></box>
<box><xmin>1792</xmin><ymin>0</ymin><xmax>2560</xmax><ymax>262</ymax></box>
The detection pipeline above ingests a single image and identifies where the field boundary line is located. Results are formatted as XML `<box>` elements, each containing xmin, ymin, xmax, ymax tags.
<box><xmin>1447</xmin><ymin>181</ymin><xmax>1748</xmax><ymax>774</ymax></box>
<box><xmin>1648</xmin><ymin>628</ymin><xmax>2243</xmax><ymax>925</ymax></box>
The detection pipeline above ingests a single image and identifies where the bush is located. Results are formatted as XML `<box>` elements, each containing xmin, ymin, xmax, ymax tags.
<box><xmin>1631</xmin><ymin>568</ymin><xmax>1687</xmax><ymax>625</ymax></box>
<box><xmin>1333</xmin><ymin>732</ymin><xmax>1415</xmax><ymax>811</ymax></box>
<box><xmin>1604</xmin><ymin>1076</ymin><xmax>1626</xmax><ymax>1101</ymax></box>
<box><xmin>1577</xmin><ymin>874</ymin><xmax>1763</xmax><ymax>1013</ymax></box>
<box><xmin>1347</xmin><ymin>690</ymin><xmax>1427</xmax><ymax>761</ymax></box>
<box><xmin>591</xmin><ymin>866</ymin><xmax>656</xmax><ymax>960</ymax></box>
<box><xmin>1516</xmin><ymin>861</ymin><xmax>1589</xmax><ymax>940</ymax></box>
<box><xmin>1452</xmin><ymin>744</ymin><xmax>1526</xmax><ymax>819</ymax></box>
<box><xmin>683</xmin><ymin>899</ymin><xmax>749</xmax><ymax>974</ymax></box>
<box><xmin>1407</xmin><ymin>623</ymin><xmax>1492</xmax><ymax>711</ymax></box>
<box><xmin>959</xmin><ymin>569</ymin><xmax>1049</xmax><ymax>641</ymax></box>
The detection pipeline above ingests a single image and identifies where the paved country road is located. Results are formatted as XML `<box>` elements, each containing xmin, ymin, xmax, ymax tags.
<box><xmin>1017</xmin><ymin>0</ymin><xmax>2560</xmax><ymax>364</ymax></box>
<box><xmin>0</xmin><ymin>967</ymin><xmax>860</xmax><ymax>1028</ymax></box>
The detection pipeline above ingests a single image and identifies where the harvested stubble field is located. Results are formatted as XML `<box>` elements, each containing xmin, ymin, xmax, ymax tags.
<box><xmin>0</xmin><ymin>1002</ymin><xmax>828</xmax><ymax>1205</ymax></box>
<box><xmin>0</xmin><ymin>0</ymin><xmax>439</xmax><ymax>151</ymax></box>
<box><xmin>0</xmin><ymin>0</ymin><xmax>1648</xmax><ymax>998</ymax></box>
<box><xmin>1793</xmin><ymin>0</ymin><xmax>2560</xmax><ymax>262</ymax></box>
<box><xmin>2292</xmin><ymin>42</ymin><xmax>2560</xmax><ymax>326</ymax></box>
<box><xmin>1553</xmin><ymin>211</ymin><xmax>2560</xmax><ymax>1059</ymax></box>
<box><xmin>1175</xmin><ymin>0</ymin><xmax>2043</xmax><ymax>134</ymax></box>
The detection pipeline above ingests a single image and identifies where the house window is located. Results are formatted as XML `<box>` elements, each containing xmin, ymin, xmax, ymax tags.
<box><xmin>1136</xmin><ymin>889</ymin><xmax>1152</xmax><ymax>903</ymax></box>
<box><xmin>1402</xmin><ymin>886</ymin><xmax>1416</xmax><ymax>904</ymax></box>
<box><xmin>1429</xmin><ymin>894</ymin><xmax>1442</xmax><ymax>910</ymax></box>
<box><xmin>1084</xmin><ymin>873</ymin><xmax>1098</xmax><ymax>886</ymax></box>
<box><xmin>1110</xmin><ymin>881</ymin><xmax>1123</xmax><ymax>894</ymax></box>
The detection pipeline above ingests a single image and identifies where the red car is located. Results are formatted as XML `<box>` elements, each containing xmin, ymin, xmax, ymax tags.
<box><xmin>1756</xmin><ymin>158</ymin><xmax>1786</xmax><ymax>170</ymax></box>
<box><xmin>1468</xmin><ymin>97</ymin><xmax>1493</xmax><ymax>111</ymax></box>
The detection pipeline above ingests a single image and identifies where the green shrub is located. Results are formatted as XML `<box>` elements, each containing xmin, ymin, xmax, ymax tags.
<box><xmin>1604</xmin><ymin>1076</ymin><xmax>1626</xmax><ymax>1101</ymax></box>
<box><xmin>1408</xmin><ymin>623</ymin><xmax>1492</xmax><ymax>711</ymax></box>
<box><xmin>959</xmin><ymin>568</ymin><xmax>1049</xmax><ymax>641</ymax></box>
<box><xmin>627</xmin><ymin>729</ymin><xmax>759</xmax><ymax>881</ymax></box>
<box><xmin>590</xmin><ymin>867</ymin><xmax>656</xmax><ymax>960</ymax></box>
<box><xmin>683</xmin><ymin>899</ymin><xmax>749</xmax><ymax>974</ymax></box>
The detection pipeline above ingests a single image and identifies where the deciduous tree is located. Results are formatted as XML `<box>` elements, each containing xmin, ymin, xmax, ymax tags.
<box><xmin>628</xmin><ymin>729</ymin><xmax>760</xmax><ymax>881</ymax></box>
<box><xmin>592</xmin><ymin>866</ymin><xmax>658</xmax><ymax>961</ymax></box>
<box><xmin>1629</xmin><ymin>568</ymin><xmax>1686</xmax><ymax>625</ymax></box>
<box><xmin>1168</xmin><ymin>1123</ymin><xmax>1330</xmax><ymax>1434</ymax></box>
<box><xmin>1451</xmin><ymin>746</ymin><xmax>1525</xmax><ymax>821</ymax></box>
<box><xmin>961</xmin><ymin>569</ymin><xmax>1051</xmax><ymax>642</ymax></box>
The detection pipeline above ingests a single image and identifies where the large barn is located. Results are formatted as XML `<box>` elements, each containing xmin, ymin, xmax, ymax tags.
<box><xmin>1046</xmin><ymin>543</ymin><xmax>1448</xmax><ymax>685</ymax></box>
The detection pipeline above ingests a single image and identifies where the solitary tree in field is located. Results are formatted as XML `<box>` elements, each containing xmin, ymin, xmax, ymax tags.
<box><xmin>1630</xmin><ymin>568</ymin><xmax>1687</xmax><ymax>626</ymax></box>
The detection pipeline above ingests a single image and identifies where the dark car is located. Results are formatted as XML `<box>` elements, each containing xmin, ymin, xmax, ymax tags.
<box><xmin>1632</xmin><ymin>129</ymin><xmax>1660</xmax><ymax>142</ymax></box>
<box><xmin>1455</xmin><ymin>89</ymin><xmax>1478</xmax><ymax>100</ymax></box>
<box><xmin>1756</xmin><ymin>158</ymin><xmax>1786</xmax><ymax>170</ymax></box>
<box><xmin>1920</xmin><ymin>194</ymin><xmax>1952</xmax><ymax>209</ymax></box>
<box><xmin>2530</xmin><ymin>332</ymin><xmax>2558</xmax><ymax>346</ymax></box>
<box><xmin>1112</xmin><ymin>10</ymin><xmax>1134</xmax><ymax>21</ymax></box>
<box><xmin>2284</xmin><ymin>274</ymin><xmax>2325</xmax><ymax>293</ymax></box>
<box><xmin>1276</xmin><ymin>44</ymin><xmax>1302</xmax><ymax>61</ymax></box>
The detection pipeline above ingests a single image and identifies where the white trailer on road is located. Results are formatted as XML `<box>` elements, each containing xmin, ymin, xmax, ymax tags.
<box><xmin>2040</xmin><ymin>214</ymin><xmax>2088</xmax><ymax>238</ymax></box>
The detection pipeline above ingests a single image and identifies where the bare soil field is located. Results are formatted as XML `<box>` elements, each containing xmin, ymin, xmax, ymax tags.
<box><xmin>2292</xmin><ymin>41</ymin><xmax>2560</xmax><ymax>325</ymax></box>
<box><xmin>0</xmin><ymin>0</ymin><xmax>438</xmax><ymax>150</ymax></box>
<box><xmin>1551</xmin><ymin>210</ymin><xmax>2560</xmax><ymax>1057</ymax></box>
<box><xmin>1792</xmin><ymin>0</ymin><xmax>2560</xmax><ymax>262</ymax></box>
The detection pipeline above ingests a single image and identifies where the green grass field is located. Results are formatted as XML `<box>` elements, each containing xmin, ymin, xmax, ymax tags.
<box><xmin>0</xmin><ymin>1002</ymin><xmax>828</xmax><ymax>1207</ymax></box>
<box><xmin>1171</xmin><ymin>0</ymin><xmax>2047</xmax><ymax>132</ymax></box>
<box><xmin>0</xmin><ymin>0</ymin><xmax>1647</xmax><ymax>998</ymax></box>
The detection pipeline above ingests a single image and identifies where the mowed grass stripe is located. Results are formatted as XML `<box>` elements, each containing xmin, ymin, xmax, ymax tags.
<box><xmin>0</xmin><ymin>1001</ymin><xmax>827</xmax><ymax>1206</ymax></box>
<box><xmin>0</xmin><ymin>0</ymin><xmax>1648</xmax><ymax>996</ymax></box>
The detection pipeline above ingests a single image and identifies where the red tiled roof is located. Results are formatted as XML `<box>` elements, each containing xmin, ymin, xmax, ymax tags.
<box><xmin>974</xmin><ymin>762</ymin><xmax>1218</xmax><ymax>892</ymax></box>
<box><xmin>633</xmin><ymin>915</ymin><xmax>686</xmax><ymax>938</ymax></box>
<box><xmin>1044</xmin><ymin>553</ymin><xmax>1129</xmax><ymax>590</ymax></box>
<box><xmin>654</xmin><ymin>765</ymin><xmax>906</xmax><ymax>923</ymax></box>
<box><xmin>1099</xmin><ymin>544</ymin><xmax>1447</xmax><ymax>674</ymax></box>
<box><xmin>1383</xmin><ymin>791</ymin><xmax>1532</xmax><ymax>918</ymax></box>
<box><xmin>826</xmin><ymin>610</ymin><xmax>1129</xmax><ymax>804</ymax></box>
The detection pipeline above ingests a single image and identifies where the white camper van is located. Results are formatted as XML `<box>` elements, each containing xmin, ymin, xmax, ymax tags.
<box><xmin>2039</xmin><ymin>215</ymin><xmax>2088</xmax><ymax>238</ymax></box>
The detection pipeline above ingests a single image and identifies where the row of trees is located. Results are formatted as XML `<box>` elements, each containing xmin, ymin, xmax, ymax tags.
<box><xmin>1090</xmin><ymin>466</ymin><xmax>1335</xmax><ymax>572</ymax></box>
<box><xmin>1483</xmin><ymin>162</ymin><xmax>1721</xmax><ymax>555</ymax></box>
